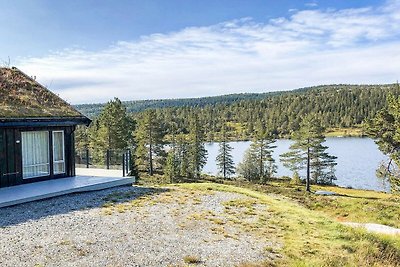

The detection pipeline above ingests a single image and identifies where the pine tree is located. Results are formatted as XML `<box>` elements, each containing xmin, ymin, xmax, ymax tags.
<box><xmin>311</xmin><ymin>144</ymin><xmax>337</xmax><ymax>184</ymax></box>
<box><xmin>280</xmin><ymin>115</ymin><xmax>337</xmax><ymax>191</ymax></box>
<box><xmin>216</xmin><ymin>124</ymin><xmax>235</xmax><ymax>179</ymax></box>
<box><xmin>176</xmin><ymin>134</ymin><xmax>190</xmax><ymax>178</ymax></box>
<box><xmin>237</xmin><ymin>123</ymin><xmax>277</xmax><ymax>183</ymax></box>
<box><xmin>236</xmin><ymin>149</ymin><xmax>259</xmax><ymax>182</ymax></box>
<box><xmin>187</xmin><ymin>114</ymin><xmax>207</xmax><ymax>179</ymax></box>
<box><xmin>75</xmin><ymin>125</ymin><xmax>89</xmax><ymax>151</ymax></box>
<box><xmin>135</xmin><ymin>110</ymin><xmax>166</xmax><ymax>175</ymax></box>
<box><xmin>98</xmin><ymin>97</ymin><xmax>134</xmax><ymax>149</ymax></box>
<box><xmin>165</xmin><ymin>123</ymin><xmax>179</xmax><ymax>182</ymax></box>
<box><xmin>252</xmin><ymin>123</ymin><xmax>277</xmax><ymax>183</ymax></box>
<box><xmin>128</xmin><ymin>150</ymin><xmax>140</xmax><ymax>179</ymax></box>
<box><xmin>88</xmin><ymin>98</ymin><xmax>135</xmax><ymax>164</ymax></box>
<box><xmin>366</xmin><ymin>90</ymin><xmax>400</xmax><ymax>193</ymax></box>
<box><xmin>88</xmin><ymin>119</ymin><xmax>109</xmax><ymax>164</ymax></box>
<box><xmin>165</xmin><ymin>149</ymin><xmax>179</xmax><ymax>182</ymax></box>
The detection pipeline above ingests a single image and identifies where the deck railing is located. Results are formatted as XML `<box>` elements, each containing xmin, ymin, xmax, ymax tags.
<box><xmin>75</xmin><ymin>148</ymin><xmax>132</xmax><ymax>177</ymax></box>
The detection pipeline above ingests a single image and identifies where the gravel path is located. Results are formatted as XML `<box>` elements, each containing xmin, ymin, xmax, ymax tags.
<box><xmin>0</xmin><ymin>185</ymin><xmax>276</xmax><ymax>267</ymax></box>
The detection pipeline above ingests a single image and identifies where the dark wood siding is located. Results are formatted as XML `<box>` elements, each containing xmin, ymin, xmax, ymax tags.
<box><xmin>0</xmin><ymin>129</ymin><xmax>6</xmax><ymax>187</ymax></box>
<box><xmin>0</xmin><ymin>129</ymin><xmax>22</xmax><ymax>187</ymax></box>
<box><xmin>0</xmin><ymin>126</ymin><xmax>76</xmax><ymax>188</ymax></box>
<box><xmin>64</xmin><ymin>127</ymin><xmax>75</xmax><ymax>177</ymax></box>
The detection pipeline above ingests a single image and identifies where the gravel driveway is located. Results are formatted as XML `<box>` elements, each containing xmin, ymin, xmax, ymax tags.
<box><xmin>0</xmin><ymin>185</ymin><xmax>277</xmax><ymax>267</ymax></box>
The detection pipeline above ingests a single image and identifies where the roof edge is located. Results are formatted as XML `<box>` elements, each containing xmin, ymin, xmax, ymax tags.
<box><xmin>0</xmin><ymin>116</ymin><xmax>92</xmax><ymax>127</ymax></box>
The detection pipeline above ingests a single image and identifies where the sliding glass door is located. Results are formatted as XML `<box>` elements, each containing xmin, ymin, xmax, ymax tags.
<box><xmin>21</xmin><ymin>130</ymin><xmax>66</xmax><ymax>179</ymax></box>
<box><xmin>21</xmin><ymin>131</ymin><xmax>50</xmax><ymax>179</ymax></box>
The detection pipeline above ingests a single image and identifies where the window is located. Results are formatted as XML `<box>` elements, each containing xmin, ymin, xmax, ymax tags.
<box><xmin>21</xmin><ymin>131</ymin><xmax>50</xmax><ymax>179</ymax></box>
<box><xmin>21</xmin><ymin>130</ymin><xmax>66</xmax><ymax>178</ymax></box>
<box><xmin>53</xmin><ymin>131</ymin><xmax>65</xmax><ymax>174</ymax></box>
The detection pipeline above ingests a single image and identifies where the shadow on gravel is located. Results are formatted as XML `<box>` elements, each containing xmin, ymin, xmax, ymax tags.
<box><xmin>0</xmin><ymin>186</ymin><xmax>169</xmax><ymax>227</ymax></box>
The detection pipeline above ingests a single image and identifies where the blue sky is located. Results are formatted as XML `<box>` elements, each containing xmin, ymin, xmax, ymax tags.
<box><xmin>1</xmin><ymin>0</ymin><xmax>399</xmax><ymax>103</ymax></box>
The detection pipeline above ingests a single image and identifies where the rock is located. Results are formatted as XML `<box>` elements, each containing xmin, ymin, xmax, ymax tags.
<box><xmin>314</xmin><ymin>190</ymin><xmax>336</xmax><ymax>196</ymax></box>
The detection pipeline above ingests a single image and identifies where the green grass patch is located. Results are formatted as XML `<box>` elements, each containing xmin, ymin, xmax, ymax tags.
<box><xmin>243</xmin><ymin>180</ymin><xmax>400</xmax><ymax>229</ymax></box>
<box><xmin>325</xmin><ymin>127</ymin><xmax>364</xmax><ymax>137</ymax></box>
<box><xmin>177</xmin><ymin>182</ymin><xmax>400</xmax><ymax>266</ymax></box>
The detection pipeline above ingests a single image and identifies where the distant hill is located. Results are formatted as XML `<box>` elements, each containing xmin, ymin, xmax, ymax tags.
<box><xmin>75</xmin><ymin>91</ymin><xmax>288</xmax><ymax>118</ymax></box>
<box><xmin>74</xmin><ymin>84</ymin><xmax>398</xmax><ymax>119</ymax></box>
<box><xmin>75</xmin><ymin>83</ymin><xmax>400</xmax><ymax>140</ymax></box>
<box><xmin>76</xmin><ymin>84</ymin><xmax>391</xmax><ymax>118</ymax></box>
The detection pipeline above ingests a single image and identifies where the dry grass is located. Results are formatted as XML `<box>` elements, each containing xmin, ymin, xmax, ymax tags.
<box><xmin>178</xmin><ymin>183</ymin><xmax>400</xmax><ymax>267</ymax></box>
<box><xmin>325</xmin><ymin>127</ymin><xmax>364</xmax><ymax>137</ymax></box>
<box><xmin>100</xmin><ymin>181</ymin><xmax>400</xmax><ymax>266</ymax></box>
<box><xmin>229</xmin><ymin>180</ymin><xmax>400</xmax><ymax>228</ymax></box>
<box><xmin>183</xmin><ymin>255</ymin><xmax>202</xmax><ymax>264</ymax></box>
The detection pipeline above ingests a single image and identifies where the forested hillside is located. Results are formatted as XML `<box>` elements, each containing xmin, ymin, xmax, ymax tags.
<box><xmin>76</xmin><ymin>91</ymin><xmax>286</xmax><ymax>118</ymax></box>
<box><xmin>75</xmin><ymin>84</ymin><xmax>400</xmax><ymax>141</ymax></box>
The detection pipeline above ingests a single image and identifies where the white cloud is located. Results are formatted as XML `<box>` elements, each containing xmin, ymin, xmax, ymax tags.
<box><xmin>305</xmin><ymin>1</ymin><xmax>318</xmax><ymax>8</ymax></box>
<box><xmin>17</xmin><ymin>0</ymin><xmax>400</xmax><ymax>104</ymax></box>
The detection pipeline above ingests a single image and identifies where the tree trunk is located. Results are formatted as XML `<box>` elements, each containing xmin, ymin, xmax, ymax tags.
<box><xmin>223</xmin><ymin>142</ymin><xmax>226</xmax><ymax>179</ymax></box>
<box><xmin>306</xmin><ymin>146</ymin><xmax>311</xmax><ymax>192</ymax></box>
<box><xmin>149</xmin><ymin>127</ymin><xmax>153</xmax><ymax>176</ymax></box>
<box><xmin>259</xmin><ymin>142</ymin><xmax>263</xmax><ymax>179</ymax></box>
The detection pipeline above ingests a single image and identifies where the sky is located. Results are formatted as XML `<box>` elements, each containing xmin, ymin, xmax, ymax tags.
<box><xmin>1</xmin><ymin>0</ymin><xmax>399</xmax><ymax>104</ymax></box>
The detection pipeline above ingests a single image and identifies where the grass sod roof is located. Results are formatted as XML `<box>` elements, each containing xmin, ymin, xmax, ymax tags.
<box><xmin>0</xmin><ymin>67</ymin><xmax>86</xmax><ymax>119</ymax></box>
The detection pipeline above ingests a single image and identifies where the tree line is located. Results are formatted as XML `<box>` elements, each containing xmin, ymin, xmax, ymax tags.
<box><xmin>76</xmin><ymin>83</ymin><xmax>400</xmax><ymax>142</ymax></box>
<box><xmin>75</xmin><ymin>83</ymin><xmax>400</xmax><ymax>193</ymax></box>
<box><xmin>76</xmin><ymin>97</ymin><xmax>340</xmax><ymax>192</ymax></box>
<box><xmin>75</xmin><ymin>88</ymin><xmax>298</xmax><ymax>117</ymax></box>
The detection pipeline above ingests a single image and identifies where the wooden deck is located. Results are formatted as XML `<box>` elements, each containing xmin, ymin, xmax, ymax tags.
<box><xmin>0</xmin><ymin>175</ymin><xmax>135</xmax><ymax>208</ymax></box>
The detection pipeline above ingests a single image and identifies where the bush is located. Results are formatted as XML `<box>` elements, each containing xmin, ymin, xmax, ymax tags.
<box><xmin>183</xmin><ymin>255</ymin><xmax>201</xmax><ymax>264</ymax></box>
<box><xmin>291</xmin><ymin>171</ymin><xmax>302</xmax><ymax>185</ymax></box>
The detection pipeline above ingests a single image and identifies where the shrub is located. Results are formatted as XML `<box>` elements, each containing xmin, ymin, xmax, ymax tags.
<box><xmin>291</xmin><ymin>171</ymin><xmax>302</xmax><ymax>185</ymax></box>
<box><xmin>183</xmin><ymin>255</ymin><xmax>201</xmax><ymax>264</ymax></box>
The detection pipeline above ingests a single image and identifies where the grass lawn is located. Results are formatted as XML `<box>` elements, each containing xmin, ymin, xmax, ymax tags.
<box><xmin>174</xmin><ymin>182</ymin><xmax>400</xmax><ymax>266</ymax></box>
<box><xmin>233</xmin><ymin>180</ymin><xmax>400</xmax><ymax>229</ymax></box>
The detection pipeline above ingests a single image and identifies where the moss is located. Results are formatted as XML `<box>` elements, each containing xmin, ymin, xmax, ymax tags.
<box><xmin>0</xmin><ymin>68</ymin><xmax>84</xmax><ymax>118</ymax></box>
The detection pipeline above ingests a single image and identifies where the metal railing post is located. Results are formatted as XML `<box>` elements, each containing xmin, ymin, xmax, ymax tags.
<box><xmin>106</xmin><ymin>149</ymin><xmax>110</xmax><ymax>170</ymax></box>
<box><xmin>86</xmin><ymin>149</ymin><xmax>89</xmax><ymax>168</ymax></box>
<box><xmin>127</xmin><ymin>149</ymin><xmax>131</xmax><ymax>174</ymax></box>
<box><xmin>122</xmin><ymin>153</ymin><xmax>126</xmax><ymax>177</ymax></box>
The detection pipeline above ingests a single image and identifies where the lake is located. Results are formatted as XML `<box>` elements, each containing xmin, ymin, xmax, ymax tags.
<box><xmin>203</xmin><ymin>137</ymin><xmax>391</xmax><ymax>192</ymax></box>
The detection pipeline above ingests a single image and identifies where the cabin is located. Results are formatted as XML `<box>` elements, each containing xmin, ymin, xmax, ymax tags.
<box><xmin>0</xmin><ymin>67</ymin><xmax>91</xmax><ymax>188</ymax></box>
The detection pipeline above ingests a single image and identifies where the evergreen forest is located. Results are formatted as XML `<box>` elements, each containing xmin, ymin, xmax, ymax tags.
<box><xmin>76</xmin><ymin>83</ymin><xmax>400</xmax><ymax>141</ymax></box>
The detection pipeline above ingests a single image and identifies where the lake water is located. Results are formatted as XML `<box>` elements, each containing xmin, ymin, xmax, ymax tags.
<box><xmin>203</xmin><ymin>137</ymin><xmax>390</xmax><ymax>192</ymax></box>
